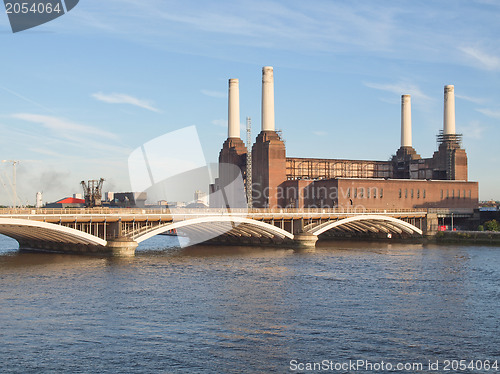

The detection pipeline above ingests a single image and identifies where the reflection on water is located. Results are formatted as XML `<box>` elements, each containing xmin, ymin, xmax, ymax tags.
<box><xmin>1</xmin><ymin>234</ymin><xmax>500</xmax><ymax>373</ymax></box>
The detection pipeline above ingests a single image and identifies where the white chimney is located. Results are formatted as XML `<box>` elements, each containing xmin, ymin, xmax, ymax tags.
<box><xmin>35</xmin><ymin>191</ymin><xmax>43</xmax><ymax>208</ymax></box>
<box><xmin>401</xmin><ymin>94</ymin><xmax>412</xmax><ymax>147</ymax></box>
<box><xmin>444</xmin><ymin>85</ymin><xmax>456</xmax><ymax>135</ymax></box>
<box><xmin>228</xmin><ymin>78</ymin><xmax>240</xmax><ymax>138</ymax></box>
<box><xmin>261</xmin><ymin>66</ymin><xmax>275</xmax><ymax>132</ymax></box>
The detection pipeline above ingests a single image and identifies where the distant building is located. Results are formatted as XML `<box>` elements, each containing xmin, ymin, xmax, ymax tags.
<box><xmin>194</xmin><ymin>190</ymin><xmax>208</xmax><ymax>206</ymax></box>
<box><xmin>45</xmin><ymin>197</ymin><xmax>86</xmax><ymax>208</ymax></box>
<box><xmin>102</xmin><ymin>192</ymin><xmax>114</xmax><ymax>202</ymax></box>
<box><xmin>109</xmin><ymin>192</ymin><xmax>147</xmax><ymax>208</ymax></box>
<box><xmin>166</xmin><ymin>201</ymin><xmax>186</xmax><ymax>208</ymax></box>
<box><xmin>211</xmin><ymin>67</ymin><xmax>478</xmax><ymax>210</ymax></box>
<box><xmin>185</xmin><ymin>190</ymin><xmax>209</xmax><ymax>208</ymax></box>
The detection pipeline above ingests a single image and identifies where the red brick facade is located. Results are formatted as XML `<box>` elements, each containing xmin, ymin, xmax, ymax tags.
<box><xmin>251</xmin><ymin>131</ymin><xmax>286</xmax><ymax>208</ymax></box>
<box><xmin>215</xmin><ymin>131</ymin><xmax>477</xmax><ymax>210</ymax></box>
<box><xmin>279</xmin><ymin>178</ymin><xmax>478</xmax><ymax>210</ymax></box>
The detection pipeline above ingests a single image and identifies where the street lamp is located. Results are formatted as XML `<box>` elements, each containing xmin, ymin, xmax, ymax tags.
<box><xmin>1</xmin><ymin>160</ymin><xmax>19</xmax><ymax>208</ymax></box>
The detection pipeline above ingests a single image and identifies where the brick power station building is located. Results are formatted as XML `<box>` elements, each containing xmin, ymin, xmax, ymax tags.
<box><xmin>212</xmin><ymin>67</ymin><xmax>478</xmax><ymax>211</ymax></box>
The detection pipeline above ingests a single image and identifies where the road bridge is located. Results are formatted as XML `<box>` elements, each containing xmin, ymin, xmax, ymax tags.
<box><xmin>0</xmin><ymin>208</ymin><xmax>428</xmax><ymax>255</ymax></box>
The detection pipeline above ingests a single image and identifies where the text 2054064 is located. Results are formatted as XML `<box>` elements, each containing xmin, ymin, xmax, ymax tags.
<box><xmin>5</xmin><ymin>2</ymin><xmax>62</xmax><ymax>14</ymax></box>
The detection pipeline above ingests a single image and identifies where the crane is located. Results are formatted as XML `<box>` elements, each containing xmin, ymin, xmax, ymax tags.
<box><xmin>80</xmin><ymin>178</ymin><xmax>105</xmax><ymax>207</ymax></box>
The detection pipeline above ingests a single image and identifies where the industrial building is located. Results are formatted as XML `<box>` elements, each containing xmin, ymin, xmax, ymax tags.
<box><xmin>45</xmin><ymin>196</ymin><xmax>86</xmax><ymax>208</ymax></box>
<box><xmin>212</xmin><ymin>66</ymin><xmax>478</xmax><ymax>211</ymax></box>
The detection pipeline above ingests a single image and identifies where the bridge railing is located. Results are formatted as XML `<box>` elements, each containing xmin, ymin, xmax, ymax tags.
<box><xmin>427</xmin><ymin>208</ymin><xmax>476</xmax><ymax>215</ymax></box>
<box><xmin>0</xmin><ymin>207</ymin><xmax>428</xmax><ymax>216</ymax></box>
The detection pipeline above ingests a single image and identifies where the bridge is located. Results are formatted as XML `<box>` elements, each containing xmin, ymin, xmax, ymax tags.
<box><xmin>0</xmin><ymin>208</ymin><xmax>430</xmax><ymax>255</ymax></box>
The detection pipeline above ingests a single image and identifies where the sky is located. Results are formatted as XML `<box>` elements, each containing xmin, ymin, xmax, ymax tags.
<box><xmin>0</xmin><ymin>0</ymin><xmax>499</xmax><ymax>205</ymax></box>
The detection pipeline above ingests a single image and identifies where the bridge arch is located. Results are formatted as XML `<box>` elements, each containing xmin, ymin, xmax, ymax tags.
<box><xmin>309</xmin><ymin>215</ymin><xmax>423</xmax><ymax>237</ymax></box>
<box><xmin>134</xmin><ymin>216</ymin><xmax>295</xmax><ymax>243</ymax></box>
<box><xmin>0</xmin><ymin>218</ymin><xmax>107</xmax><ymax>247</ymax></box>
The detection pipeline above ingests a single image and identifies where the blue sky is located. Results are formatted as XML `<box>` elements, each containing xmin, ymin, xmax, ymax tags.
<box><xmin>0</xmin><ymin>0</ymin><xmax>499</xmax><ymax>205</ymax></box>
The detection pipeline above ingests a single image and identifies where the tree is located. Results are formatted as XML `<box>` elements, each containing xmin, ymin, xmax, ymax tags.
<box><xmin>484</xmin><ymin>219</ymin><xmax>500</xmax><ymax>232</ymax></box>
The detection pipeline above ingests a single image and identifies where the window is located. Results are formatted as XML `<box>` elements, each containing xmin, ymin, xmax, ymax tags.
<box><xmin>463</xmin><ymin>190</ymin><xmax>466</xmax><ymax>199</ymax></box>
<box><xmin>417</xmin><ymin>189</ymin><xmax>420</xmax><ymax>199</ymax></box>
<box><xmin>367</xmin><ymin>188</ymin><xmax>370</xmax><ymax>198</ymax></box>
<box><xmin>423</xmin><ymin>189</ymin><xmax>426</xmax><ymax>199</ymax></box>
<box><xmin>452</xmin><ymin>189</ymin><xmax>455</xmax><ymax>198</ymax></box>
<box><xmin>457</xmin><ymin>190</ymin><xmax>460</xmax><ymax>198</ymax></box>
<box><xmin>447</xmin><ymin>190</ymin><xmax>449</xmax><ymax>198</ymax></box>
<box><xmin>441</xmin><ymin>190</ymin><xmax>443</xmax><ymax>199</ymax></box>
<box><xmin>399</xmin><ymin>189</ymin><xmax>402</xmax><ymax>198</ymax></box>
<box><xmin>359</xmin><ymin>187</ymin><xmax>364</xmax><ymax>198</ymax></box>
<box><xmin>411</xmin><ymin>189</ymin><xmax>414</xmax><ymax>198</ymax></box>
<box><xmin>354</xmin><ymin>188</ymin><xmax>357</xmax><ymax>198</ymax></box>
<box><xmin>347</xmin><ymin>188</ymin><xmax>351</xmax><ymax>198</ymax></box>
<box><xmin>380</xmin><ymin>188</ymin><xmax>384</xmax><ymax>198</ymax></box>
<box><xmin>405</xmin><ymin>189</ymin><xmax>408</xmax><ymax>198</ymax></box>
<box><xmin>468</xmin><ymin>190</ymin><xmax>471</xmax><ymax>198</ymax></box>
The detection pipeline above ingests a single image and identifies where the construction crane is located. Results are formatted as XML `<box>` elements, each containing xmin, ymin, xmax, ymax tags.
<box><xmin>81</xmin><ymin>178</ymin><xmax>105</xmax><ymax>207</ymax></box>
<box><xmin>246</xmin><ymin>117</ymin><xmax>252</xmax><ymax>208</ymax></box>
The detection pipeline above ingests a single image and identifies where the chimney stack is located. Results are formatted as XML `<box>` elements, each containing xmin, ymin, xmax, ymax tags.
<box><xmin>228</xmin><ymin>78</ymin><xmax>240</xmax><ymax>138</ymax></box>
<box><xmin>401</xmin><ymin>94</ymin><xmax>412</xmax><ymax>147</ymax></box>
<box><xmin>443</xmin><ymin>85</ymin><xmax>456</xmax><ymax>135</ymax></box>
<box><xmin>261</xmin><ymin>66</ymin><xmax>275</xmax><ymax>132</ymax></box>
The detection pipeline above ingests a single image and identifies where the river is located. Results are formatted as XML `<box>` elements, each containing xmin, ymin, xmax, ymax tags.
<box><xmin>1</xmin><ymin>234</ymin><xmax>499</xmax><ymax>373</ymax></box>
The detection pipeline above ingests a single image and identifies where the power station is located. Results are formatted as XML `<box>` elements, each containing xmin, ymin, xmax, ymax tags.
<box><xmin>211</xmin><ymin>66</ymin><xmax>478</xmax><ymax>210</ymax></box>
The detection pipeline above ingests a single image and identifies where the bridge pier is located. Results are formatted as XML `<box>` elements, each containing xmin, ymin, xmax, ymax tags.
<box><xmin>105</xmin><ymin>238</ymin><xmax>138</xmax><ymax>256</ymax></box>
<box><xmin>293</xmin><ymin>233</ymin><xmax>318</xmax><ymax>248</ymax></box>
<box><xmin>424</xmin><ymin>213</ymin><xmax>439</xmax><ymax>236</ymax></box>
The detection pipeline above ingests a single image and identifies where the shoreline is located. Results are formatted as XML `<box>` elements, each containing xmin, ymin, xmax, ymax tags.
<box><xmin>430</xmin><ymin>230</ymin><xmax>500</xmax><ymax>245</ymax></box>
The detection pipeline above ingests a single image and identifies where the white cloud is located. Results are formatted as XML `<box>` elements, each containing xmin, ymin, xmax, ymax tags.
<box><xmin>92</xmin><ymin>92</ymin><xmax>161</xmax><ymax>112</ymax></box>
<box><xmin>11</xmin><ymin>113</ymin><xmax>117</xmax><ymax>140</ymax></box>
<box><xmin>459</xmin><ymin>121</ymin><xmax>485</xmax><ymax>140</ymax></box>
<box><xmin>460</xmin><ymin>46</ymin><xmax>500</xmax><ymax>71</ymax></box>
<box><xmin>211</xmin><ymin>119</ymin><xmax>227</xmax><ymax>127</ymax></box>
<box><xmin>201</xmin><ymin>90</ymin><xmax>227</xmax><ymax>98</ymax></box>
<box><xmin>456</xmin><ymin>94</ymin><xmax>487</xmax><ymax>105</ymax></box>
<box><xmin>313</xmin><ymin>131</ymin><xmax>327</xmax><ymax>136</ymax></box>
<box><xmin>29</xmin><ymin>147</ymin><xmax>65</xmax><ymax>158</ymax></box>
<box><xmin>364</xmin><ymin>81</ymin><xmax>431</xmax><ymax>101</ymax></box>
<box><xmin>477</xmin><ymin>108</ymin><xmax>500</xmax><ymax>119</ymax></box>
<box><xmin>1</xmin><ymin>86</ymin><xmax>56</xmax><ymax>114</ymax></box>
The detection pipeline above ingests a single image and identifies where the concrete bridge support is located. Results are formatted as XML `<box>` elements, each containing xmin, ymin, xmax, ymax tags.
<box><xmin>293</xmin><ymin>233</ymin><xmax>319</xmax><ymax>248</ymax></box>
<box><xmin>18</xmin><ymin>238</ymin><xmax>138</xmax><ymax>256</ymax></box>
<box><xmin>424</xmin><ymin>213</ymin><xmax>439</xmax><ymax>236</ymax></box>
<box><xmin>105</xmin><ymin>238</ymin><xmax>139</xmax><ymax>256</ymax></box>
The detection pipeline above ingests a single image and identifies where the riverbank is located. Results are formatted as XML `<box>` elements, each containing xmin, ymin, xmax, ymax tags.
<box><xmin>433</xmin><ymin>230</ymin><xmax>500</xmax><ymax>245</ymax></box>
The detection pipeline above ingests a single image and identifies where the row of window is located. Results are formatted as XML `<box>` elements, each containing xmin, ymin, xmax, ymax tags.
<box><xmin>334</xmin><ymin>187</ymin><xmax>472</xmax><ymax>200</ymax></box>
<box><xmin>399</xmin><ymin>189</ymin><xmax>426</xmax><ymax>199</ymax></box>
<box><xmin>347</xmin><ymin>187</ymin><xmax>384</xmax><ymax>199</ymax></box>
<box><xmin>441</xmin><ymin>189</ymin><xmax>472</xmax><ymax>199</ymax></box>
<box><xmin>398</xmin><ymin>188</ymin><xmax>472</xmax><ymax>199</ymax></box>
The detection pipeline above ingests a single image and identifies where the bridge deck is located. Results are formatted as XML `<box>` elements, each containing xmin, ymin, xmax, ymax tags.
<box><xmin>0</xmin><ymin>207</ymin><xmax>428</xmax><ymax>222</ymax></box>
<box><xmin>0</xmin><ymin>208</ymin><xmax>432</xmax><ymax>255</ymax></box>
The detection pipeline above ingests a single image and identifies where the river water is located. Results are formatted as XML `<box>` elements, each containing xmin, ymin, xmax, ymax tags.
<box><xmin>1</xmin><ymin>234</ymin><xmax>499</xmax><ymax>373</ymax></box>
